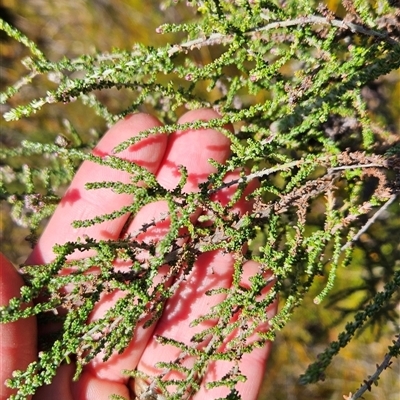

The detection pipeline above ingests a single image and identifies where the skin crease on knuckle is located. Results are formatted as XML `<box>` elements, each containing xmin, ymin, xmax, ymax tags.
<box><xmin>1</xmin><ymin>109</ymin><xmax>276</xmax><ymax>400</ymax></box>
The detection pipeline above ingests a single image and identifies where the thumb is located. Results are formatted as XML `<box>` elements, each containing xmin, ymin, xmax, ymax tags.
<box><xmin>0</xmin><ymin>253</ymin><xmax>37</xmax><ymax>399</ymax></box>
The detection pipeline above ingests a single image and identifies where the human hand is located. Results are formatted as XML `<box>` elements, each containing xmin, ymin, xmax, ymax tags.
<box><xmin>1</xmin><ymin>109</ymin><xmax>277</xmax><ymax>400</ymax></box>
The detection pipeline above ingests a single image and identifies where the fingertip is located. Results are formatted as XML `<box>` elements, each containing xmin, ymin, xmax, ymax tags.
<box><xmin>95</xmin><ymin>113</ymin><xmax>168</xmax><ymax>174</ymax></box>
<box><xmin>211</xmin><ymin>169</ymin><xmax>259</xmax><ymax>214</ymax></box>
<box><xmin>156</xmin><ymin>108</ymin><xmax>232</xmax><ymax>192</ymax></box>
<box><xmin>177</xmin><ymin>108</ymin><xmax>234</xmax><ymax>146</ymax></box>
<box><xmin>177</xmin><ymin>108</ymin><xmax>233</xmax><ymax>132</ymax></box>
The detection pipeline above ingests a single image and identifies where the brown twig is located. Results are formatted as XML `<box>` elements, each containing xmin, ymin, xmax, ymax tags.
<box><xmin>209</xmin><ymin>157</ymin><xmax>387</xmax><ymax>195</ymax></box>
<box><xmin>257</xmin><ymin>15</ymin><xmax>399</xmax><ymax>45</ymax></box>
<box><xmin>341</xmin><ymin>193</ymin><xmax>398</xmax><ymax>252</ymax></box>
<box><xmin>345</xmin><ymin>334</ymin><xmax>400</xmax><ymax>400</ymax></box>
<box><xmin>167</xmin><ymin>14</ymin><xmax>398</xmax><ymax>57</ymax></box>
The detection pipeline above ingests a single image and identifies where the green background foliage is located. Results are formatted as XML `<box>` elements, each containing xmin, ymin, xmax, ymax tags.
<box><xmin>1</xmin><ymin>0</ymin><xmax>399</xmax><ymax>399</ymax></box>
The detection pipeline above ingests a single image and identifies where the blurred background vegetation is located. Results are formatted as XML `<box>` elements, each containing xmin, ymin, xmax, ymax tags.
<box><xmin>1</xmin><ymin>0</ymin><xmax>399</xmax><ymax>399</ymax></box>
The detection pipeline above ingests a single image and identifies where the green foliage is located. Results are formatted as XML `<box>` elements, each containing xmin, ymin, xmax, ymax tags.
<box><xmin>1</xmin><ymin>1</ymin><xmax>399</xmax><ymax>399</ymax></box>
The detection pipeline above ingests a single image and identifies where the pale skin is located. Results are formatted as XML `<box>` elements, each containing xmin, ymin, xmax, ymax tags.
<box><xmin>0</xmin><ymin>109</ymin><xmax>277</xmax><ymax>400</ymax></box>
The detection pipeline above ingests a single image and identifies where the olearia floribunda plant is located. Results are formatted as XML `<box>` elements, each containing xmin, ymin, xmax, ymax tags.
<box><xmin>1</xmin><ymin>0</ymin><xmax>400</xmax><ymax>399</ymax></box>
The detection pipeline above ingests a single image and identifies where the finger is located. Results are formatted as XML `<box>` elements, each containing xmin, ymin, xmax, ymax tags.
<box><xmin>33</xmin><ymin>364</ymin><xmax>131</xmax><ymax>400</ymax></box>
<box><xmin>193</xmin><ymin>261</ymin><xmax>277</xmax><ymax>400</ymax></box>
<box><xmin>0</xmin><ymin>253</ymin><xmax>37</xmax><ymax>399</ymax></box>
<box><xmin>134</xmin><ymin>172</ymin><xmax>260</xmax><ymax>395</ymax></box>
<box><xmin>85</xmin><ymin>109</ymin><xmax>233</xmax><ymax>384</ymax></box>
<box><xmin>72</xmin><ymin>370</ymin><xmax>130</xmax><ymax>400</ymax></box>
<box><xmin>26</xmin><ymin>113</ymin><xmax>168</xmax><ymax>265</ymax></box>
<box><xmin>135</xmin><ymin>260</ymin><xmax>276</xmax><ymax>400</ymax></box>
<box><xmin>156</xmin><ymin>108</ymin><xmax>232</xmax><ymax>192</ymax></box>
<box><xmin>26</xmin><ymin>114</ymin><xmax>167</xmax><ymax>398</ymax></box>
<box><xmin>34</xmin><ymin>364</ymin><xmax>74</xmax><ymax>400</ymax></box>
